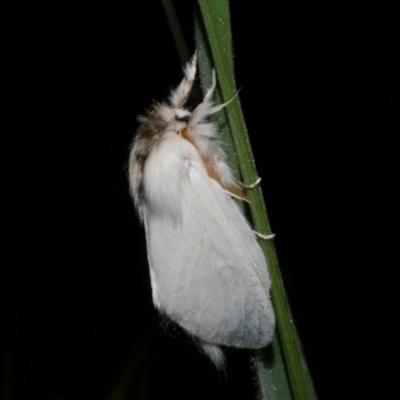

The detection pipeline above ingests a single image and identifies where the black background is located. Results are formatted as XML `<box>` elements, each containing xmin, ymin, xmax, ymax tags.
<box><xmin>1</xmin><ymin>1</ymin><xmax>398</xmax><ymax>399</ymax></box>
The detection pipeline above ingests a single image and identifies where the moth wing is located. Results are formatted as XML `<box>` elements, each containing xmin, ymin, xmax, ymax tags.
<box><xmin>144</xmin><ymin>158</ymin><xmax>275</xmax><ymax>348</ymax></box>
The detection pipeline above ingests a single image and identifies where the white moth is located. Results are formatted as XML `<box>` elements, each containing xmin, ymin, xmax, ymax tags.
<box><xmin>128</xmin><ymin>52</ymin><xmax>275</xmax><ymax>370</ymax></box>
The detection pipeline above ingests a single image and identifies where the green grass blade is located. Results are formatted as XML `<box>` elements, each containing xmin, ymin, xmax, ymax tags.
<box><xmin>196</xmin><ymin>1</ymin><xmax>317</xmax><ymax>399</ymax></box>
<box><xmin>194</xmin><ymin>10</ymin><xmax>239</xmax><ymax>179</ymax></box>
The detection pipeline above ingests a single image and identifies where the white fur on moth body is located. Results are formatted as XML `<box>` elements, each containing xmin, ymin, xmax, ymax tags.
<box><xmin>129</xmin><ymin>52</ymin><xmax>275</xmax><ymax>370</ymax></box>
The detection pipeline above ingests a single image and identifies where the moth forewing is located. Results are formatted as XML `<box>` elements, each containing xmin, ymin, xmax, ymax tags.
<box><xmin>128</xmin><ymin>52</ymin><xmax>275</xmax><ymax>370</ymax></box>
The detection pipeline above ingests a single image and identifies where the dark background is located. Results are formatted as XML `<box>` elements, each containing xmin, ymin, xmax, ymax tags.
<box><xmin>1</xmin><ymin>1</ymin><xmax>398</xmax><ymax>399</ymax></box>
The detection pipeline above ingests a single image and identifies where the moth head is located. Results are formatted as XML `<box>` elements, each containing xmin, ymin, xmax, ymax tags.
<box><xmin>133</xmin><ymin>52</ymin><xmax>197</xmax><ymax>145</ymax></box>
<box><xmin>133</xmin><ymin>50</ymin><xmax>222</xmax><ymax>156</ymax></box>
<box><xmin>160</xmin><ymin>50</ymin><xmax>222</xmax><ymax>134</ymax></box>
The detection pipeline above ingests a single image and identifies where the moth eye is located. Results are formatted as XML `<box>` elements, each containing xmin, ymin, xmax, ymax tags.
<box><xmin>175</xmin><ymin>115</ymin><xmax>190</xmax><ymax>123</ymax></box>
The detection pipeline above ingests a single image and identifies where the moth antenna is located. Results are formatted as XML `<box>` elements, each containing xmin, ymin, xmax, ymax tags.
<box><xmin>169</xmin><ymin>51</ymin><xmax>198</xmax><ymax>108</ymax></box>
<box><xmin>189</xmin><ymin>69</ymin><xmax>217</xmax><ymax>126</ymax></box>
<box><xmin>208</xmin><ymin>87</ymin><xmax>240</xmax><ymax>115</ymax></box>
<box><xmin>202</xmin><ymin>69</ymin><xmax>217</xmax><ymax>104</ymax></box>
<box><xmin>190</xmin><ymin>69</ymin><xmax>240</xmax><ymax>127</ymax></box>
<box><xmin>206</xmin><ymin>71</ymin><xmax>241</xmax><ymax>114</ymax></box>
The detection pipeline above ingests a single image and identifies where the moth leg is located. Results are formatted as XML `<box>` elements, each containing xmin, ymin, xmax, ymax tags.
<box><xmin>238</xmin><ymin>177</ymin><xmax>262</xmax><ymax>189</ymax></box>
<box><xmin>254</xmin><ymin>231</ymin><xmax>275</xmax><ymax>240</ymax></box>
